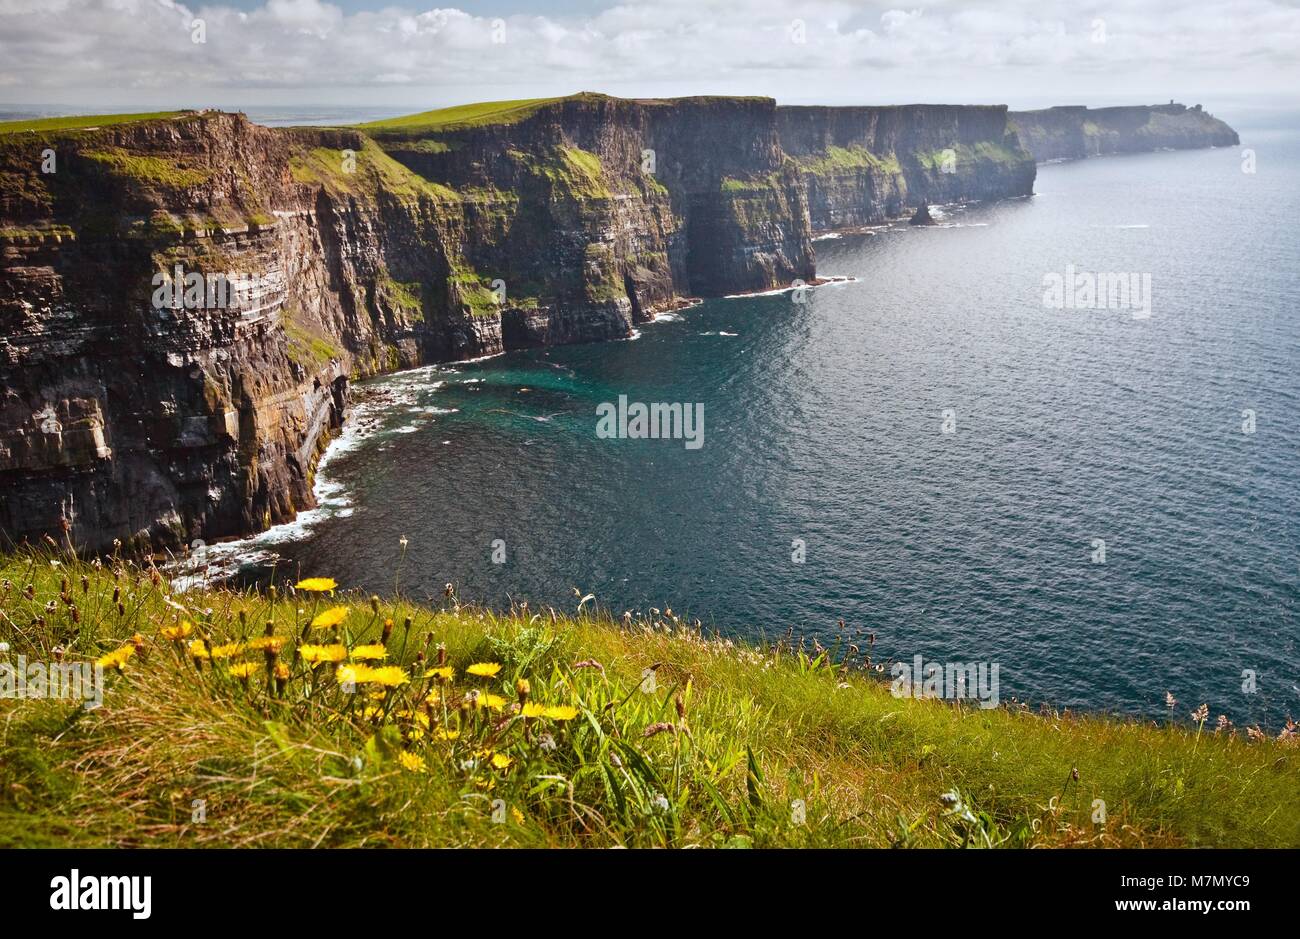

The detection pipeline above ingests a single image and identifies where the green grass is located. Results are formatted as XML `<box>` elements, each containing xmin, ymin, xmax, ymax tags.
<box><xmin>0</xmin><ymin>224</ymin><xmax>74</xmax><ymax>242</ymax></box>
<box><xmin>793</xmin><ymin>145</ymin><xmax>902</xmax><ymax>177</ymax></box>
<box><xmin>449</xmin><ymin>272</ymin><xmax>503</xmax><ymax>318</ymax></box>
<box><xmin>1</xmin><ymin>546</ymin><xmax>1296</xmax><ymax>849</ymax></box>
<box><xmin>378</xmin><ymin>275</ymin><xmax>425</xmax><ymax>322</ymax></box>
<box><xmin>0</xmin><ymin>111</ymin><xmax>184</xmax><ymax>136</ymax></box>
<box><xmin>529</xmin><ymin>146</ymin><xmax>611</xmax><ymax>199</ymax></box>
<box><xmin>288</xmin><ymin>139</ymin><xmax>459</xmax><ymax>203</ymax></box>
<box><xmin>915</xmin><ymin>141</ymin><xmax>1027</xmax><ymax>172</ymax></box>
<box><xmin>358</xmin><ymin>98</ymin><xmax>564</xmax><ymax>134</ymax></box>
<box><xmin>83</xmin><ymin>148</ymin><xmax>212</xmax><ymax>189</ymax></box>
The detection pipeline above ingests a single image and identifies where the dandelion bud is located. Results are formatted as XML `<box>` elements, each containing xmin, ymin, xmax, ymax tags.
<box><xmin>437</xmin><ymin>644</ymin><xmax>447</xmax><ymax>667</ymax></box>
<box><xmin>382</xmin><ymin>618</ymin><xmax>394</xmax><ymax>644</ymax></box>
<box><xmin>404</xmin><ymin>616</ymin><xmax>413</xmax><ymax>633</ymax></box>
<box><xmin>268</xmin><ymin>586</ymin><xmax>278</xmax><ymax>604</ymax></box>
<box><xmin>150</xmin><ymin>569</ymin><xmax>161</xmax><ymax>587</ymax></box>
<box><xmin>80</xmin><ymin>575</ymin><xmax>89</xmax><ymax>594</ymax></box>
<box><xmin>370</xmin><ymin>595</ymin><xmax>380</xmax><ymax>614</ymax></box>
<box><xmin>274</xmin><ymin>662</ymin><xmax>290</xmax><ymax>696</ymax></box>
<box><xmin>264</xmin><ymin>621</ymin><xmax>274</xmax><ymax>636</ymax></box>
<box><xmin>515</xmin><ymin>678</ymin><xmax>530</xmax><ymax>702</ymax></box>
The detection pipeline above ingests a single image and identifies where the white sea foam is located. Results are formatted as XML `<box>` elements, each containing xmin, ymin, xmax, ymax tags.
<box><xmin>169</xmin><ymin>359</ymin><xmax>458</xmax><ymax>589</ymax></box>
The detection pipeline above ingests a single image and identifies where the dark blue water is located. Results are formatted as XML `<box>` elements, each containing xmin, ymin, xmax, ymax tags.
<box><xmin>222</xmin><ymin>109</ymin><xmax>1300</xmax><ymax>727</ymax></box>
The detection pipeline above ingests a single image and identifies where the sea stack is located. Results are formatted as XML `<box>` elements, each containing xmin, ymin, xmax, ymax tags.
<box><xmin>909</xmin><ymin>202</ymin><xmax>936</xmax><ymax>225</ymax></box>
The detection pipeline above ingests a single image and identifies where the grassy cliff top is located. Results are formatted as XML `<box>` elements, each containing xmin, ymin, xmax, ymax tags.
<box><xmin>357</xmin><ymin>97</ymin><xmax>569</xmax><ymax>134</ymax></box>
<box><xmin>356</xmin><ymin>92</ymin><xmax>777</xmax><ymax>136</ymax></box>
<box><xmin>0</xmin><ymin>111</ymin><xmax>186</xmax><ymax>136</ymax></box>
<box><xmin>1</xmin><ymin>546</ymin><xmax>1296</xmax><ymax>848</ymax></box>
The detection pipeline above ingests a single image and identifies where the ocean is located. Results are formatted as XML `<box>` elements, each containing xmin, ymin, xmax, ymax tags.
<box><xmin>209</xmin><ymin>106</ymin><xmax>1300</xmax><ymax>728</ymax></box>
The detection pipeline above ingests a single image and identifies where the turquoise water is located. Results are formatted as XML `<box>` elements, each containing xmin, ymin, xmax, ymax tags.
<box><xmin>232</xmin><ymin>109</ymin><xmax>1300</xmax><ymax>727</ymax></box>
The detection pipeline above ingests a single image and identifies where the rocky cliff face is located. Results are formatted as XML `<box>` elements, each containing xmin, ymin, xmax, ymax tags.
<box><xmin>1010</xmin><ymin>103</ymin><xmax>1239</xmax><ymax>163</ymax></box>
<box><xmin>776</xmin><ymin>104</ymin><xmax>1037</xmax><ymax>230</ymax></box>
<box><xmin>0</xmin><ymin>94</ymin><xmax>1231</xmax><ymax>554</ymax></box>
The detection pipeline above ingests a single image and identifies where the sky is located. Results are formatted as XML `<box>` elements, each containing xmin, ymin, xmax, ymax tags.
<box><xmin>2</xmin><ymin>0</ymin><xmax>1299</xmax><ymax>114</ymax></box>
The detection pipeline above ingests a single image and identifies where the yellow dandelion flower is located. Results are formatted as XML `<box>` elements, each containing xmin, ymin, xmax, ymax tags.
<box><xmin>247</xmin><ymin>635</ymin><xmax>284</xmax><ymax>652</ymax></box>
<box><xmin>298</xmin><ymin>643</ymin><xmax>347</xmax><ymax>664</ymax></box>
<box><xmin>339</xmin><ymin>664</ymin><xmax>408</xmax><ymax>687</ymax></box>
<box><xmin>273</xmin><ymin>662</ymin><xmax>290</xmax><ymax>680</ymax></box>
<box><xmin>161</xmin><ymin>621</ymin><xmax>193</xmax><ymax>641</ymax></box>
<box><xmin>424</xmin><ymin>690</ymin><xmax>441</xmax><ymax>706</ymax></box>
<box><xmin>349</xmin><ymin>644</ymin><xmax>387</xmax><ymax>661</ymax></box>
<box><xmin>543</xmin><ymin>705</ymin><xmax>579</xmax><ymax>721</ymax></box>
<box><xmin>466</xmin><ymin>662</ymin><xmax>502</xmax><ymax>678</ymax></box>
<box><xmin>398</xmin><ymin>751</ymin><xmax>427</xmax><ymax>773</ymax></box>
<box><xmin>208</xmin><ymin>642</ymin><xmax>245</xmax><ymax>660</ymax></box>
<box><xmin>521</xmin><ymin>702</ymin><xmax>547</xmax><ymax>718</ymax></box>
<box><xmin>490</xmin><ymin>752</ymin><xmax>513</xmax><ymax>770</ymax></box>
<box><xmin>295</xmin><ymin>577</ymin><xmax>338</xmax><ymax>593</ymax></box>
<box><xmin>475</xmin><ymin>693</ymin><xmax>507</xmax><ymax>710</ymax></box>
<box><xmin>96</xmin><ymin>644</ymin><xmax>135</xmax><ymax>670</ymax></box>
<box><xmin>424</xmin><ymin>666</ymin><xmax>455</xmax><ymax>681</ymax></box>
<box><xmin>435</xmin><ymin>729</ymin><xmax>460</xmax><ymax>741</ymax></box>
<box><xmin>227</xmin><ymin>662</ymin><xmax>259</xmax><ymax>680</ymax></box>
<box><xmin>187</xmin><ymin>639</ymin><xmax>210</xmax><ymax>660</ymax></box>
<box><xmin>366</xmin><ymin>666</ymin><xmax>410</xmax><ymax>687</ymax></box>
<box><xmin>511</xmin><ymin>806</ymin><xmax>524</xmax><ymax>824</ymax></box>
<box><xmin>310</xmin><ymin>606</ymin><xmax>348</xmax><ymax>629</ymax></box>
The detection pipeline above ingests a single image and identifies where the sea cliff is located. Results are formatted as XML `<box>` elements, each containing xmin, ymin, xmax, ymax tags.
<box><xmin>1010</xmin><ymin>102</ymin><xmax>1239</xmax><ymax>163</ymax></box>
<box><xmin>0</xmin><ymin>95</ymin><xmax>1235</xmax><ymax>552</ymax></box>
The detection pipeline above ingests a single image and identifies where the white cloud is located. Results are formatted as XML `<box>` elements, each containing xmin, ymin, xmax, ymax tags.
<box><xmin>0</xmin><ymin>0</ymin><xmax>1296</xmax><ymax>108</ymax></box>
